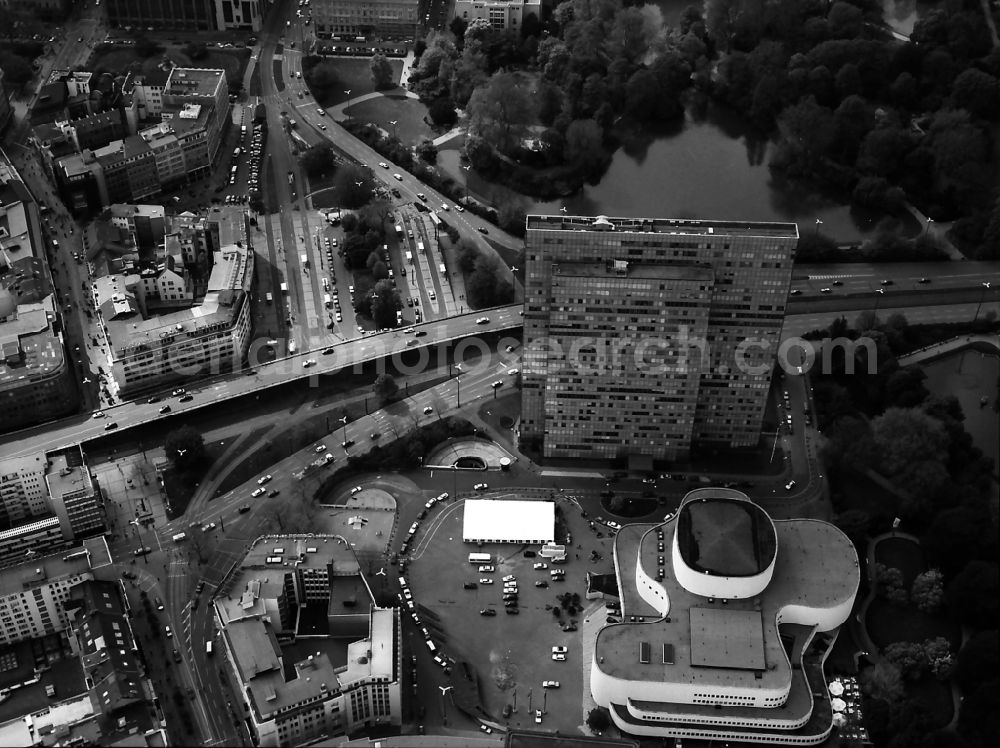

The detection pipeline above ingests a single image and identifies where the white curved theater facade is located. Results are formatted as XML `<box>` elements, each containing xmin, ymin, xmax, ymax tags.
<box><xmin>590</xmin><ymin>489</ymin><xmax>860</xmax><ymax>743</ymax></box>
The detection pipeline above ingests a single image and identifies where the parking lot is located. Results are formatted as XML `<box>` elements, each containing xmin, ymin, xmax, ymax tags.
<box><xmin>405</xmin><ymin>495</ymin><xmax>617</xmax><ymax>732</ymax></box>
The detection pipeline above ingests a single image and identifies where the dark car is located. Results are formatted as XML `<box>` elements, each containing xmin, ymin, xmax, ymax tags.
<box><xmin>522</xmin><ymin>550</ymin><xmax>536</xmax><ymax>558</ymax></box>
<box><xmin>477</xmin><ymin>227</ymin><xmax>489</xmax><ymax>234</ymax></box>
<box><xmin>179</xmin><ymin>394</ymin><xmax>193</xmax><ymax>402</ymax></box>
<box><xmin>505</xmin><ymin>607</ymin><xmax>519</xmax><ymax>615</ymax></box>
<box><xmin>535</xmin><ymin>580</ymin><xmax>548</xmax><ymax>588</ymax></box>
<box><xmin>267</xmin><ymin>489</ymin><xmax>280</xmax><ymax>497</ymax></box>
<box><xmin>195</xmin><ymin>581</ymin><xmax>205</xmax><ymax>594</ymax></box>
<box><xmin>414</xmin><ymin>330</ymin><xmax>426</xmax><ymax>337</ymax></box>
<box><xmin>504</xmin><ymin>600</ymin><xmax>518</xmax><ymax>607</ymax></box>
<box><xmin>147</xmin><ymin>396</ymin><xmax>161</xmax><ymax>404</ymax></box>
<box><xmin>341</xmin><ymin>440</ymin><xmax>355</xmax><ymax>449</ymax></box>
<box><xmin>463</xmin><ymin>582</ymin><xmax>477</xmax><ymax>590</ymax></box>
<box><xmin>238</xmin><ymin>504</ymin><xmax>251</xmax><ymax>513</ymax></box>
<box><xmin>104</xmin><ymin>422</ymin><xmax>118</xmax><ymax>430</ymax></box>
<box><xmin>480</xmin><ymin>608</ymin><xmax>496</xmax><ymax>616</ymax></box>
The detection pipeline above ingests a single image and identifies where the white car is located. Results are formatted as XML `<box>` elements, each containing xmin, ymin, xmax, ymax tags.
<box><xmin>455</xmin><ymin>205</ymin><xmax>464</xmax><ymax>212</ymax></box>
<box><xmin>474</xmin><ymin>483</ymin><xmax>488</xmax><ymax>490</ymax></box>
<box><xmin>165</xmin><ymin>625</ymin><xmax>172</xmax><ymax>638</ymax></box>
<box><xmin>252</xmin><ymin>487</ymin><xmax>266</xmax><ymax>497</ymax></box>
<box><xmin>315</xmin><ymin>444</ymin><xmax>327</xmax><ymax>453</ymax></box>
<box><xmin>533</xmin><ymin>562</ymin><xmax>548</xmax><ymax>570</ymax></box>
<box><xmin>508</xmin><ymin>368</ymin><xmax>519</xmax><ymax>376</ymax></box>
<box><xmin>479</xmin><ymin>578</ymin><xmax>494</xmax><ymax>584</ymax></box>
<box><xmin>379</xmin><ymin>162</ymin><xmax>389</xmax><ymax>168</ymax></box>
<box><xmin>393</xmin><ymin>173</ymin><xmax>403</xmax><ymax>181</ymax></box>
<box><xmin>535</xmin><ymin>709</ymin><xmax>543</xmax><ymax>723</ymax></box>
<box><xmin>476</xmin><ymin>316</ymin><xmax>490</xmax><ymax>324</ymax></box>
<box><xmin>492</xmin><ymin>380</ymin><xmax>503</xmax><ymax>388</ymax></box>
<box><xmin>551</xmin><ymin>653</ymin><xmax>566</xmax><ymax>661</ymax></box>
<box><xmin>350</xmin><ymin>486</ymin><xmax>362</xmax><ymax>494</ymax></box>
<box><xmin>92</xmin><ymin>411</ymin><xmax>105</xmax><ymax>419</ymax></box>
<box><xmin>423</xmin><ymin>406</ymin><xmax>433</xmax><ymax>414</ymax></box>
<box><xmin>551</xmin><ymin>646</ymin><xmax>567</xmax><ymax>654</ymax></box>
<box><xmin>607</xmin><ymin>520</ymin><xmax>622</xmax><ymax>530</ymax></box>
<box><xmin>503</xmin><ymin>575</ymin><xmax>516</xmax><ymax>582</ymax></box>
<box><xmin>440</xmin><ymin>203</ymin><xmax>449</xmax><ymax>211</ymax></box>
<box><xmin>303</xmin><ymin>359</ymin><xmax>317</xmax><ymax>368</ymax></box>
<box><xmin>542</xmin><ymin>680</ymin><xmax>560</xmax><ymax>688</ymax></box>
<box><xmin>257</xmin><ymin>474</ymin><xmax>272</xmax><ymax>485</ymax></box>
<box><xmin>202</xmin><ymin>522</ymin><xmax>217</xmax><ymax>532</ymax></box>
<box><xmin>478</xmin><ymin>565</ymin><xmax>494</xmax><ymax>572</ymax></box>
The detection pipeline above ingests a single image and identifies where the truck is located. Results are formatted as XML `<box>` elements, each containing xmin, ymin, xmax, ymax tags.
<box><xmin>311</xmin><ymin>452</ymin><xmax>335</xmax><ymax>469</ymax></box>
<box><xmin>280</xmin><ymin>282</ymin><xmax>288</xmax><ymax>294</ymax></box>
<box><xmin>172</xmin><ymin>532</ymin><xmax>187</xmax><ymax>543</ymax></box>
<box><xmin>324</xmin><ymin>293</ymin><xmax>332</xmax><ymax>308</ymax></box>
<box><xmin>300</xmin><ymin>253</ymin><xmax>308</xmax><ymax>268</ymax></box>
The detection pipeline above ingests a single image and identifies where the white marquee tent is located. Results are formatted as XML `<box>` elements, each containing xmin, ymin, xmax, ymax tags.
<box><xmin>463</xmin><ymin>500</ymin><xmax>555</xmax><ymax>544</ymax></box>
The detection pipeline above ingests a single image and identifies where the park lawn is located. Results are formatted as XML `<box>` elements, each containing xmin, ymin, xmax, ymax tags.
<box><xmin>345</xmin><ymin>94</ymin><xmax>434</xmax><ymax>145</ymax></box>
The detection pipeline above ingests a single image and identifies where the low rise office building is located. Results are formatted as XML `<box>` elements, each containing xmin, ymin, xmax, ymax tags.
<box><xmin>215</xmin><ymin>535</ymin><xmax>402</xmax><ymax>746</ymax></box>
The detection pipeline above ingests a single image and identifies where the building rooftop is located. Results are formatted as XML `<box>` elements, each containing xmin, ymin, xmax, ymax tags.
<box><xmin>111</xmin><ymin>204</ymin><xmax>165</xmax><ymax>221</ymax></box>
<box><xmin>247</xmin><ymin>651</ymin><xmax>341</xmax><ymax>720</ymax></box>
<box><xmin>226</xmin><ymin>618</ymin><xmax>282</xmax><ymax>682</ymax></box>
<box><xmin>596</xmin><ymin>494</ymin><xmax>858</xmax><ymax>692</ymax></box>
<box><xmin>675</xmin><ymin>497</ymin><xmax>776</xmax><ymax>577</ymax></box>
<box><xmin>0</xmin><ymin>302</ymin><xmax>67</xmax><ymax>391</ymax></box>
<box><xmin>45</xmin><ymin>449</ymin><xmax>95</xmax><ymax>501</ymax></box>
<box><xmin>0</xmin><ymin>549</ymin><xmax>93</xmax><ymax>598</ymax></box>
<box><xmin>165</xmin><ymin>68</ymin><xmax>225</xmax><ymax>97</ymax></box>
<box><xmin>526</xmin><ymin>214</ymin><xmax>800</xmax><ymax>238</ymax></box>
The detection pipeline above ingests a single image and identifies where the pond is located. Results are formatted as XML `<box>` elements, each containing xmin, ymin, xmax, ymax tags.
<box><xmin>439</xmin><ymin>100</ymin><xmax>912</xmax><ymax>243</ymax></box>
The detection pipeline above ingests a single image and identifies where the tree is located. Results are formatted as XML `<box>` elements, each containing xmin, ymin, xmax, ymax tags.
<box><xmin>370</xmin><ymin>53</ymin><xmax>395</xmax><ymax>90</ymax></box>
<box><xmin>0</xmin><ymin>52</ymin><xmax>31</xmax><ymax>86</ymax></box>
<box><xmin>827</xmin><ymin>1</ymin><xmax>863</xmax><ymax>39</ymax></box>
<box><xmin>873</xmin><ymin>563</ymin><xmax>908</xmax><ymax>606</ymax></box>
<box><xmin>911</xmin><ymin>569</ymin><xmax>944</xmax><ymax>613</ymax></box>
<box><xmin>371</xmin><ymin>261</ymin><xmax>388</xmax><ymax>280</ymax></box>
<box><xmin>305</xmin><ymin>60</ymin><xmax>339</xmax><ymax>92</ymax></box>
<box><xmin>774</xmin><ymin>96</ymin><xmax>835</xmax><ymax>173</ymax></box>
<box><xmin>861</xmin><ymin>661</ymin><xmax>905</xmax><ymax>704</ymax></box>
<box><xmin>954</xmin><ymin>630</ymin><xmax>999</xmax><ymax>693</ymax></box>
<box><xmin>923</xmin><ymin>637</ymin><xmax>955</xmax><ymax>680</ymax></box>
<box><xmin>870</xmin><ymin>407</ymin><xmax>951</xmax><ymax>504</ymax></box>
<box><xmin>416</xmin><ymin>139</ymin><xmax>438</xmax><ymax>164</ymax></box>
<box><xmin>884</xmin><ymin>641</ymin><xmax>928</xmax><ymax>680</ymax></box>
<box><xmin>428</xmin><ymin>97</ymin><xmax>458</xmax><ymax>127</ymax></box>
<box><xmin>333</xmin><ymin>165</ymin><xmax>373</xmax><ymax>208</ymax></box>
<box><xmin>134</xmin><ymin>37</ymin><xmax>163</xmax><ymax>58</ymax></box>
<box><xmin>370</xmin><ymin>279</ymin><xmax>401</xmax><ymax>329</ymax></box>
<box><xmin>299</xmin><ymin>142</ymin><xmax>335</xmax><ymax>179</ymax></box>
<box><xmin>958</xmin><ymin>678</ymin><xmax>1000</xmax><ymax>748</ymax></box>
<box><xmin>184</xmin><ymin>41</ymin><xmax>208</xmax><ymax>60</ymax></box>
<box><xmin>945</xmin><ymin>561</ymin><xmax>999</xmax><ymax>629</ymax></box>
<box><xmin>586</xmin><ymin>707</ymin><xmax>611</xmax><ymax>732</ymax></box>
<box><xmin>564</xmin><ymin>119</ymin><xmax>606</xmax><ymax>177</ymax></box>
<box><xmin>466</xmin><ymin>256</ymin><xmax>513</xmax><ymax>309</ymax></box>
<box><xmin>465</xmin><ymin>71</ymin><xmax>535</xmax><ymax>154</ymax></box>
<box><xmin>165</xmin><ymin>427</ymin><xmax>206</xmax><ymax>472</ymax></box>
<box><xmin>373</xmin><ymin>374</ymin><xmax>399</xmax><ymax>402</ymax></box>
<box><xmin>949</xmin><ymin>68</ymin><xmax>1000</xmax><ymax>120</ymax></box>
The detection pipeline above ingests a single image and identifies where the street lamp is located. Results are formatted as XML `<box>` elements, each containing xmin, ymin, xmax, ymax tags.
<box><xmin>974</xmin><ymin>281</ymin><xmax>992</xmax><ymax>323</ymax></box>
<box><xmin>339</xmin><ymin>415</ymin><xmax>348</xmax><ymax>445</ymax></box>
<box><xmin>389</xmin><ymin>119</ymin><xmax>398</xmax><ymax>139</ymax></box>
<box><xmin>343</xmin><ymin>90</ymin><xmax>352</xmax><ymax>117</ymax></box>
<box><xmin>814</xmin><ymin>217</ymin><xmax>823</xmax><ymax>234</ymax></box>
<box><xmin>461</xmin><ymin>164</ymin><xmax>471</xmax><ymax>205</ymax></box>
<box><xmin>924</xmin><ymin>216</ymin><xmax>935</xmax><ymax>235</ymax></box>
<box><xmin>454</xmin><ymin>362</ymin><xmax>462</xmax><ymax>407</ymax></box>
<box><xmin>873</xmin><ymin>287</ymin><xmax>885</xmax><ymax>316</ymax></box>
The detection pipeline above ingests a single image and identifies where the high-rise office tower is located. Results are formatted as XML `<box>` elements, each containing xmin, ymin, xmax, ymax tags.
<box><xmin>521</xmin><ymin>215</ymin><xmax>798</xmax><ymax>462</ymax></box>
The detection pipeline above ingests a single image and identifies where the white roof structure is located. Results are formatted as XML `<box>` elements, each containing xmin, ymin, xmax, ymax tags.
<box><xmin>463</xmin><ymin>500</ymin><xmax>555</xmax><ymax>544</ymax></box>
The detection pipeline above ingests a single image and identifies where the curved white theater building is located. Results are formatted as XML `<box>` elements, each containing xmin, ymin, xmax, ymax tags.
<box><xmin>590</xmin><ymin>489</ymin><xmax>860</xmax><ymax>743</ymax></box>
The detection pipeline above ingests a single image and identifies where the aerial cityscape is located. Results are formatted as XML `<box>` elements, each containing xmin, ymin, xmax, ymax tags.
<box><xmin>0</xmin><ymin>1</ymin><xmax>997</xmax><ymax>747</ymax></box>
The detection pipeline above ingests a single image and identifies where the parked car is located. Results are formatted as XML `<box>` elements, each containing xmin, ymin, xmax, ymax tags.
<box><xmin>480</xmin><ymin>608</ymin><xmax>496</xmax><ymax>616</ymax></box>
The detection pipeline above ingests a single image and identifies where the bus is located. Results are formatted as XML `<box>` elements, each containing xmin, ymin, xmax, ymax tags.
<box><xmin>405</xmin><ymin>250</ymin><xmax>412</xmax><ymax>264</ymax></box>
<box><xmin>206</xmin><ymin>641</ymin><xmax>213</xmax><ymax>656</ymax></box>
<box><xmin>468</xmin><ymin>552</ymin><xmax>492</xmax><ymax>564</ymax></box>
<box><xmin>429</xmin><ymin>211</ymin><xmax>441</xmax><ymax>228</ymax></box>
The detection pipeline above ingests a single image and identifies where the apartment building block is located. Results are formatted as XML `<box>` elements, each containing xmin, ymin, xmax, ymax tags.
<box><xmin>0</xmin><ymin>549</ymin><xmax>94</xmax><ymax>646</ymax></box>
<box><xmin>312</xmin><ymin>0</ymin><xmax>419</xmax><ymax>39</ymax></box>
<box><xmin>521</xmin><ymin>215</ymin><xmax>798</xmax><ymax>462</ymax></box>
<box><xmin>454</xmin><ymin>0</ymin><xmax>542</xmax><ymax>31</ymax></box>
